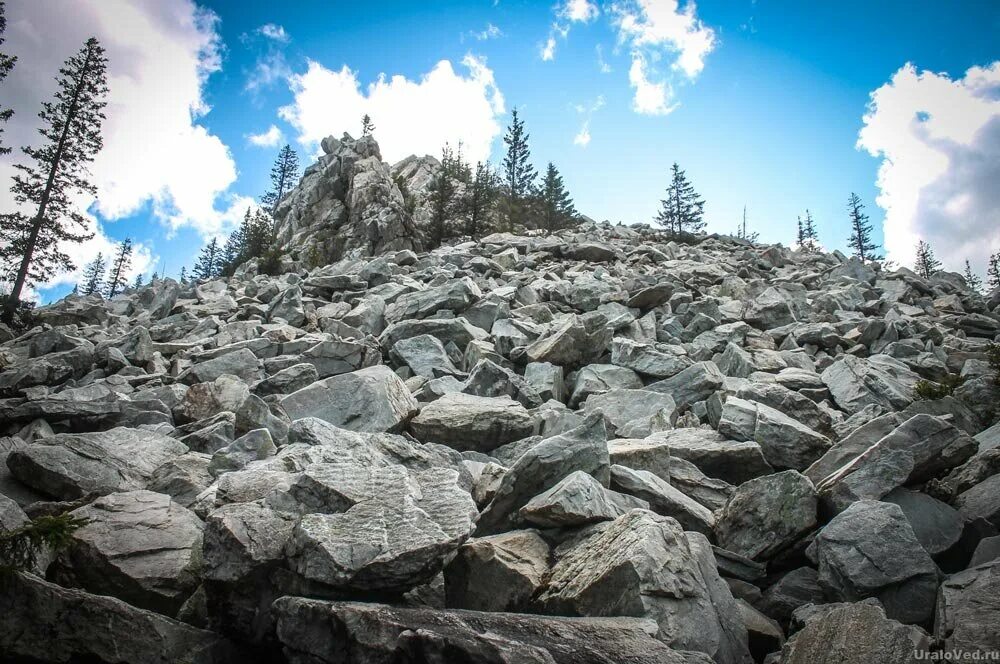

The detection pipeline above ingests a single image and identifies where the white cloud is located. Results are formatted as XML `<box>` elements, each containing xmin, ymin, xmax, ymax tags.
<box><xmin>257</xmin><ymin>23</ymin><xmax>289</xmax><ymax>43</ymax></box>
<box><xmin>573</xmin><ymin>124</ymin><xmax>591</xmax><ymax>146</ymax></box>
<box><xmin>247</xmin><ymin>124</ymin><xmax>284</xmax><ymax>147</ymax></box>
<box><xmin>628</xmin><ymin>53</ymin><xmax>676</xmax><ymax>116</ymax></box>
<box><xmin>596</xmin><ymin>44</ymin><xmax>613</xmax><ymax>73</ymax></box>
<box><xmin>573</xmin><ymin>95</ymin><xmax>605</xmax><ymax>147</ymax></box>
<box><xmin>279</xmin><ymin>55</ymin><xmax>505</xmax><ymax>164</ymax></box>
<box><xmin>610</xmin><ymin>0</ymin><xmax>715</xmax><ymax>114</ymax></box>
<box><xmin>561</xmin><ymin>0</ymin><xmax>600</xmax><ymax>23</ymax></box>
<box><xmin>467</xmin><ymin>23</ymin><xmax>503</xmax><ymax>41</ymax></box>
<box><xmin>0</xmin><ymin>0</ymin><xmax>242</xmax><ymax>242</ymax></box>
<box><xmin>857</xmin><ymin>62</ymin><xmax>1000</xmax><ymax>272</ymax></box>
<box><xmin>540</xmin><ymin>35</ymin><xmax>558</xmax><ymax>61</ymax></box>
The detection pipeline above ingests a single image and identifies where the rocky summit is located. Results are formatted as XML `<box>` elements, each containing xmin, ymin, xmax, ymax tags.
<box><xmin>2</xmin><ymin>137</ymin><xmax>1000</xmax><ymax>664</ymax></box>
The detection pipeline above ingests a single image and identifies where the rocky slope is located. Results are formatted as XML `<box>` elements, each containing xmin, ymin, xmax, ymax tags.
<box><xmin>2</xmin><ymin>140</ymin><xmax>1000</xmax><ymax>663</ymax></box>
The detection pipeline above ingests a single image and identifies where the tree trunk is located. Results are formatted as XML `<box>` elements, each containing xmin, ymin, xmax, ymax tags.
<box><xmin>3</xmin><ymin>44</ymin><xmax>94</xmax><ymax>323</ymax></box>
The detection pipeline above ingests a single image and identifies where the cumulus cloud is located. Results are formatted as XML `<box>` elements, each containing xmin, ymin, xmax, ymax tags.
<box><xmin>0</xmin><ymin>0</ymin><xmax>243</xmax><ymax>244</ymax></box>
<box><xmin>279</xmin><ymin>55</ymin><xmax>505</xmax><ymax>164</ymax></box>
<box><xmin>610</xmin><ymin>0</ymin><xmax>715</xmax><ymax>114</ymax></box>
<box><xmin>562</xmin><ymin>0</ymin><xmax>600</xmax><ymax>23</ymax></box>
<box><xmin>857</xmin><ymin>62</ymin><xmax>1000</xmax><ymax>272</ymax></box>
<box><xmin>247</xmin><ymin>125</ymin><xmax>284</xmax><ymax>147</ymax></box>
<box><xmin>628</xmin><ymin>53</ymin><xmax>676</xmax><ymax>115</ymax></box>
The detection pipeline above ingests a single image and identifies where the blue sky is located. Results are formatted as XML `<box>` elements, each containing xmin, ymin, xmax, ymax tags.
<box><xmin>2</xmin><ymin>0</ymin><xmax>999</xmax><ymax>301</ymax></box>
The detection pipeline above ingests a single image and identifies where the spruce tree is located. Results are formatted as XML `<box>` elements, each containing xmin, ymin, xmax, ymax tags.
<box><xmin>846</xmin><ymin>193</ymin><xmax>880</xmax><ymax>263</ymax></box>
<box><xmin>132</xmin><ymin>272</ymin><xmax>144</xmax><ymax>289</ymax></box>
<box><xmin>426</xmin><ymin>144</ymin><xmax>464</xmax><ymax>249</ymax></box>
<box><xmin>800</xmin><ymin>209</ymin><xmax>819</xmax><ymax>252</ymax></box>
<box><xmin>193</xmin><ymin>238</ymin><xmax>222</xmax><ymax>281</ymax></box>
<box><xmin>361</xmin><ymin>114</ymin><xmax>375</xmax><ymax>137</ymax></box>
<box><xmin>260</xmin><ymin>144</ymin><xmax>299</xmax><ymax>215</ymax></box>
<box><xmin>736</xmin><ymin>206</ymin><xmax>759</xmax><ymax>242</ymax></box>
<box><xmin>105</xmin><ymin>237</ymin><xmax>132</xmax><ymax>298</ymax></box>
<box><xmin>963</xmin><ymin>260</ymin><xmax>983</xmax><ymax>293</ymax></box>
<box><xmin>1</xmin><ymin>38</ymin><xmax>109</xmax><ymax>324</ymax></box>
<box><xmin>464</xmin><ymin>161</ymin><xmax>500</xmax><ymax>237</ymax></box>
<box><xmin>0</xmin><ymin>2</ymin><xmax>17</xmax><ymax>155</ymax></box>
<box><xmin>501</xmin><ymin>109</ymin><xmax>537</xmax><ymax>230</ymax></box>
<box><xmin>178</xmin><ymin>267</ymin><xmax>187</xmax><ymax>285</ymax></box>
<box><xmin>987</xmin><ymin>252</ymin><xmax>1000</xmax><ymax>291</ymax></box>
<box><xmin>654</xmin><ymin>163</ymin><xmax>705</xmax><ymax>236</ymax></box>
<box><xmin>539</xmin><ymin>162</ymin><xmax>578</xmax><ymax>233</ymax></box>
<box><xmin>80</xmin><ymin>252</ymin><xmax>106</xmax><ymax>296</ymax></box>
<box><xmin>914</xmin><ymin>240</ymin><xmax>941</xmax><ymax>279</ymax></box>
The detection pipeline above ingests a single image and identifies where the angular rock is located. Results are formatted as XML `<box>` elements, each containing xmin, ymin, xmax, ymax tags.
<box><xmin>409</xmin><ymin>392</ymin><xmax>536</xmax><ymax>452</ymax></box>
<box><xmin>444</xmin><ymin>529</ymin><xmax>551</xmax><ymax>612</ymax></box>
<box><xmin>520</xmin><ymin>469</ymin><xmax>647</xmax><ymax>527</ymax></box>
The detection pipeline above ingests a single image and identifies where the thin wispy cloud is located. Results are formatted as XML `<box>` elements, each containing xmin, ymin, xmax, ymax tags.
<box><xmin>247</xmin><ymin>124</ymin><xmax>284</xmax><ymax>147</ymax></box>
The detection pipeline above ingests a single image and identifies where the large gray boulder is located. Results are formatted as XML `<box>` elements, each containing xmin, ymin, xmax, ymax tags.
<box><xmin>821</xmin><ymin>354</ymin><xmax>920</xmax><ymax>415</ymax></box>
<box><xmin>717</xmin><ymin>397</ymin><xmax>831</xmax><ymax>471</ymax></box>
<box><xmin>286</xmin><ymin>464</ymin><xmax>477</xmax><ymax>592</ymax></box>
<box><xmin>644</xmin><ymin>428</ymin><xmax>773</xmax><ymax>485</ymax></box>
<box><xmin>777</xmin><ymin>600</ymin><xmax>931</xmax><ymax>663</ymax></box>
<box><xmin>520</xmin><ymin>469</ymin><xmax>647</xmax><ymax>528</ymax></box>
<box><xmin>934</xmin><ymin>560</ymin><xmax>1000</xmax><ymax>655</ymax></box>
<box><xmin>716</xmin><ymin>470</ymin><xmax>817</xmax><ymax>562</ymax></box>
<box><xmin>409</xmin><ymin>392</ymin><xmax>537</xmax><ymax>452</ymax></box>
<box><xmin>272</xmin><ymin>598</ymin><xmax>704</xmax><ymax>664</ymax></box>
<box><xmin>583</xmin><ymin>388</ymin><xmax>677</xmax><ymax>437</ymax></box>
<box><xmin>538</xmin><ymin>509</ymin><xmax>750</xmax><ymax>664</ymax></box>
<box><xmin>52</xmin><ymin>490</ymin><xmax>203</xmax><ymax>616</ymax></box>
<box><xmin>281</xmin><ymin>364</ymin><xmax>418</xmax><ymax>433</ymax></box>
<box><xmin>476</xmin><ymin>414</ymin><xmax>610</xmax><ymax>535</ymax></box>
<box><xmin>646</xmin><ymin>361</ymin><xmax>725</xmax><ymax>411</ymax></box>
<box><xmin>6</xmin><ymin>428</ymin><xmax>188</xmax><ymax>500</ymax></box>
<box><xmin>811</xmin><ymin>500</ymin><xmax>939</xmax><ymax>624</ymax></box>
<box><xmin>609</xmin><ymin>465</ymin><xmax>715</xmax><ymax>535</ymax></box>
<box><xmin>444</xmin><ymin>529</ymin><xmax>551</xmax><ymax>612</ymax></box>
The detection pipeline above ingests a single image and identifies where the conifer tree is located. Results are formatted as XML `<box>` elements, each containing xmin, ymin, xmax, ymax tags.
<box><xmin>1</xmin><ymin>37</ymin><xmax>109</xmax><ymax>324</ymax></box>
<box><xmin>193</xmin><ymin>238</ymin><xmax>222</xmax><ymax>281</ymax></box>
<box><xmin>846</xmin><ymin>193</ymin><xmax>881</xmax><ymax>263</ymax></box>
<box><xmin>539</xmin><ymin>162</ymin><xmax>578</xmax><ymax>233</ymax></box>
<box><xmin>260</xmin><ymin>144</ymin><xmax>299</xmax><ymax>215</ymax></box>
<box><xmin>361</xmin><ymin>114</ymin><xmax>375</xmax><ymax>137</ymax></box>
<box><xmin>736</xmin><ymin>206</ymin><xmax>759</xmax><ymax>242</ymax></box>
<box><xmin>105</xmin><ymin>237</ymin><xmax>132</xmax><ymax>298</ymax></box>
<box><xmin>914</xmin><ymin>240</ymin><xmax>941</xmax><ymax>279</ymax></box>
<box><xmin>0</xmin><ymin>2</ymin><xmax>17</xmax><ymax>155</ymax></box>
<box><xmin>80</xmin><ymin>252</ymin><xmax>106</xmax><ymax>296</ymax></box>
<box><xmin>654</xmin><ymin>163</ymin><xmax>705</xmax><ymax>236</ymax></box>
<box><xmin>963</xmin><ymin>260</ymin><xmax>983</xmax><ymax>293</ymax></box>
<box><xmin>178</xmin><ymin>267</ymin><xmax>187</xmax><ymax>285</ymax></box>
<box><xmin>501</xmin><ymin>109</ymin><xmax>537</xmax><ymax>230</ymax></box>
<box><xmin>426</xmin><ymin>144</ymin><xmax>464</xmax><ymax>249</ymax></box>
<box><xmin>988</xmin><ymin>252</ymin><xmax>1000</xmax><ymax>291</ymax></box>
<box><xmin>132</xmin><ymin>272</ymin><xmax>144</xmax><ymax>289</ymax></box>
<box><xmin>464</xmin><ymin>161</ymin><xmax>500</xmax><ymax>237</ymax></box>
<box><xmin>799</xmin><ymin>209</ymin><xmax>819</xmax><ymax>252</ymax></box>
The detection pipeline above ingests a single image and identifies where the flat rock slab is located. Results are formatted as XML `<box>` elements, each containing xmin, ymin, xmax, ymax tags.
<box><xmin>409</xmin><ymin>392</ymin><xmax>537</xmax><ymax>452</ymax></box>
<box><xmin>272</xmin><ymin>598</ymin><xmax>703</xmax><ymax>664</ymax></box>
<box><xmin>6</xmin><ymin>427</ymin><xmax>188</xmax><ymax>500</ymax></box>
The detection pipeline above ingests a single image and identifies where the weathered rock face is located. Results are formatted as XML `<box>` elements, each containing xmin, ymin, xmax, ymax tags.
<box><xmin>4</xmin><ymin>196</ymin><xmax>1000</xmax><ymax>663</ymax></box>
<box><xmin>272</xmin><ymin>134</ymin><xmax>421</xmax><ymax>262</ymax></box>
<box><xmin>538</xmin><ymin>510</ymin><xmax>750</xmax><ymax>664</ymax></box>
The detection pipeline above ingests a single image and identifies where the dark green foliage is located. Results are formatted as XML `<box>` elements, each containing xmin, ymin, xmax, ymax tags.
<box><xmin>797</xmin><ymin>209</ymin><xmax>819</xmax><ymax>252</ymax></box>
<box><xmin>989</xmin><ymin>343</ymin><xmax>1000</xmax><ymax>387</ymax></box>
<box><xmin>0</xmin><ymin>1</ymin><xmax>17</xmax><ymax>155</ymax></box>
<box><xmin>846</xmin><ymin>193</ymin><xmax>881</xmax><ymax>263</ymax></box>
<box><xmin>654</xmin><ymin>163</ymin><xmax>705</xmax><ymax>236</ymax></box>
<box><xmin>500</xmin><ymin>108</ymin><xmax>537</xmax><ymax>231</ymax></box>
<box><xmin>193</xmin><ymin>237</ymin><xmax>222</xmax><ymax>281</ymax></box>
<box><xmin>393</xmin><ymin>173</ymin><xmax>418</xmax><ymax>220</ymax></box>
<box><xmin>0</xmin><ymin>292</ymin><xmax>34</xmax><ymax>333</ymax></box>
<box><xmin>538</xmin><ymin>162</ymin><xmax>578</xmax><ymax>234</ymax></box>
<box><xmin>80</xmin><ymin>252</ymin><xmax>106</xmax><ymax>296</ymax></box>
<box><xmin>1</xmin><ymin>38</ymin><xmax>109</xmax><ymax>324</ymax></box>
<box><xmin>426</xmin><ymin>143</ymin><xmax>468</xmax><ymax>249</ymax></box>
<box><xmin>178</xmin><ymin>266</ymin><xmax>187</xmax><ymax>284</ymax></box>
<box><xmin>963</xmin><ymin>260</ymin><xmax>983</xmax><ymax>293</ymax></box>
<box><xmin>220</xmin><ymin>208</ymin><xmax>275</xmax><ymax>276</ymax></box>
<box><xmin>0</xmin><ymin>513</ymin><xmax>87</xmax><ymax>575</ymax></box>
<box><xmin>132</xmin><ymin>272</ymin><xmax>144</xmax><ymax>289</ymax></box>
<box><xmin>914</xmin><ymin>240</ymin><xmax>941</xmax><ymax>279</ymax></box>
<box><xmin>259</xmin><ymin>144</ymin><xmax>299</xmax><ymax>215</ymax></box>
<box><xmin>105</xmin><ymin>237</ymin><xmax>132</xmax><ymax>298</ymax></box>
<box><xmin>465</xmin><ymin>161</ymin><xmax>500</xmax><ymax>237</ymax></box>
<box><xmin>913</xmin><ymin>374</ymin><xmax>965</xmax><ymax>400</ymax></box>
<box><xmin>361</xmin><ymin>114</ymin><xmax>375</xmax><ymax>137</ymax></box>
<box><xmin>988</xmin><ymin>252</ymin><xmax>1000</xmax><ymax>291</ymax></box>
